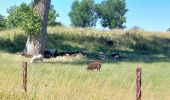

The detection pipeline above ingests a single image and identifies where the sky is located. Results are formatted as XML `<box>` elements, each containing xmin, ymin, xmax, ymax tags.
<box><xmin>0</xmin><ymin>0</ymin><xmax>170</xmax><ymax>32</ymax></box>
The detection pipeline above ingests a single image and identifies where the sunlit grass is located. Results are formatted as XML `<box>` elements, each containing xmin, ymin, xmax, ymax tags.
<box><xmin>0</xmin><ymin>53</ymin><xmax>170</xmax><ymax>100</ymax></box>
<box><xmin>0</xmin><ymin>26</ymin><xmax>170</xmax><ymax>99</ymax></box>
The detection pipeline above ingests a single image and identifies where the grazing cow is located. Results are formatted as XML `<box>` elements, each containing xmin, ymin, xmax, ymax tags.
<box><xmin>21</xmin><ymin>52</ymin><xmax>33</xmax><ymax>58</ymax></box>
<box><xmin>87</xmin><ymin>61</ymin><xmax>101</xmax><ymax>71</ymax></box>
<box><xmin>30</xmin><ymin>54</ymin><xmax>43</xmax><ymax>63</ymax></box>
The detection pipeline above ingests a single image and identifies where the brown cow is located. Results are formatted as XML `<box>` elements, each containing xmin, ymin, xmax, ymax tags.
<box><xmin>87</xmin><ymin>61</ymin><xmax>101</xmax><ymax>71</ymax></box>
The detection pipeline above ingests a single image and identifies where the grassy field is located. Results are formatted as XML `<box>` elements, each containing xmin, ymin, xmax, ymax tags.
<box><xmin>0</xmin><ymin>26</ymin><xmax>170</xmax><ymax>100</ymax></box>
<box><xmin>0</xmin><ymin>53</ymin><xmax>170</xmax><ymax>100</ymax></box>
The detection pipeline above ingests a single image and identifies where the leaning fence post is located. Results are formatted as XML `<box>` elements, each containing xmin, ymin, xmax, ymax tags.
<box><xmin>136</xmin><ymin>67</ymin><xmax>142</xmax><ymax>100</ymax></box>
<box><xmin>22</xmin><ymin>62</ymin><xmax>27</xmax><ymax>92</ymax></box>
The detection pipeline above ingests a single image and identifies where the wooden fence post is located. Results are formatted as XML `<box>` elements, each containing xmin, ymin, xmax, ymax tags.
<box><xmin>22</xmin><ymin>62</ymin><xmax>27</xmax><ymax>92</ymax></box>
<box><xmin>136</xmin><ymin>67</ymin><xmax>142</xmax><ymax>100</ymax></box>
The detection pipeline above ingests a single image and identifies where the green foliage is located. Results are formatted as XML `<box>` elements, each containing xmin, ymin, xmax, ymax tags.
<box><xmin>18</xmin><ymin>3</ymin><xmax>41</xmax><ymax>34</ymax></box>
<box><xmin>6</xmin><ymin>3</ymin><xmax>41</xmax><ymax>34</ymax></box>
<box><xmin>48</xmin><ymin>5</ymin><xmax>61</xmax><ymax>26</ymax></box>
<box><xmin>0</xmin><ymin>15</ymin><xmax>6</xmax><ymax>30</ymax></box>
<box><xmin>69</xmin><ymin>0</ymin><xmax>97</xmax><ymax>27</ymax></box>
<box><xmin>6</xmin><ymin>5</ymin><xmax>18</xmax><ymax>16</ymax></box>
<box><xmin>167</xmin><ymin>28</ymin><xmax>170</xmax><ymax>32</ymax></box>
<box><xmin>95</xmin><ymin>0</ymin><xmax>128</xmax><ymax>29</ymax></box>
<box><xmin>131</xmin><ymin>25</ymin><xmax>141</xmax><ymax>30</ymax></box>
<box><xmin>21</xmin><ymin>3</ymin><xmax>41</xmax><ymax>34</ymax></box>
<box><xmin>6</xmin><ymin>5</ymin><xmax>21</xmax><ymax>28</ymax></box>
<box><xmin>6</xmin><ymin>3</ymin><xmax>60</xmax><ymax>30</ymax></box>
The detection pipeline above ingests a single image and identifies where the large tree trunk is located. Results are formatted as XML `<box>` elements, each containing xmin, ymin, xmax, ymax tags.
<box><xmin>26</xmin><ymin>0</ymin><xmax>51</xmax><ymax>55</ymax></box>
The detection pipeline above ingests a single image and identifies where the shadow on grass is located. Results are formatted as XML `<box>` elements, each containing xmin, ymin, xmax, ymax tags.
<box><xmin>0</xmin><ymin>33</ymin><xmax>170</xmax><ymax>63</ymax></box>
<box><xmin>0</xmin><ymin>34</ymin><xmax>26</xmax><ymax>53</ymax></box>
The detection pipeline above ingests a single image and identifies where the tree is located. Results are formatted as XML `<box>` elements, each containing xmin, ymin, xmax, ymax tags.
<box><xmin>167</xmin><ymin>28</ymin><xmax>170</xmax><ymax>32</ymax></box>
<box><xmin>6</xmin><ymin>3</ymin><xmax>33</xmax><ymax>28</ymax></box>
<box><xmin>6</xmin><ymin>5</ymin><xmax>18</xmax><ymax>28</ymax></box>
<box><xmin>95</xmin><ymin>0</ymin><xmax>128</xmax><ymax>29</ymax></box>
<box><xmin>6</xmin><ymin>3</ymin><xmax>59</xmax><ymax>28</ymax></box>
<box><xmin>48</xmin><ymin>5</ymin><xmax>61</xmax><ymax>26</ymax></box>
<box><xmin>69</xmin><ymin>0</ymin><xmax>97</xmax><ymax>27</ymax></box>
<box><xmin>131</xmin><ymin>25</ymin><xmax>141</xmax><ymax>30</ymax></box>
<box><xmin>0</xmin><ymin>15</ymin><xmax>6</xmax><ymax>30</ymax></box>
<box><xmin>25</xmin><ymin>0</ymin><xmax>51</xmax><ymax>55</ymax></box>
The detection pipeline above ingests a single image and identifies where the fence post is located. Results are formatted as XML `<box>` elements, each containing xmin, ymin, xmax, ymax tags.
<box><xmin>136</xmin><ymin>67</ymin><xmax>142</xmax><ymax>100</ymax></box>
<box><xmin>22</xmin><ymin>62</ymin><xmax>27</xmax><ymax>92</ymax></box>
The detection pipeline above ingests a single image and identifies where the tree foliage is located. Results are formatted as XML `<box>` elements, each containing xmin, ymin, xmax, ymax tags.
<box><xmin>6</xmin><ymin>3</ymin><xmax>60</xmax><ymax>29</ymax></box>
<box><xmin>0</xmin><ymin>15</ymin><xmax>6</xmax><ymax>30</ymax></box>
<box><xmin>95</xmin><ymin>0</ymin><xmax>128</xmax><ymax>29</ymax></box>
<box><xmin>167</xmin><ymin>28</ymin><xmax>170</xmax><ymax>32</ymax></box>
<box><xmin>6</xmin><ymin>5</ymin><xmax>19</xmax><ymax>28</ymax></box>
<box><xmin>48</xmin><ymin>5</ymin><xmax>58</xmax><ymax>25</ymax></box>
<box><xmin>69</xmin><ymin>0</ymin><xmax>97</xmax><ymax>27</ymax></box>
<box><xmin>131</xmin><ymin>25</ymin><xmax>141</xmax><ymax>30</ymax></box>
<box><xmin>48</xmin><ymin>5</ymin><xmax>61</xmax><ymax>26</ymax></box>
<box><xmin>6</xmin><ymin>3</ymin><xmax>41</xmax><ymax>35</ymax></box>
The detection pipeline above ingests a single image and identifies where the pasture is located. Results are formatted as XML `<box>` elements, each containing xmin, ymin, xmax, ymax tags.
<box><xmin>0</xmin><ymin>26</ymin><xmax>170</xmax><ymax>100</ymax></box>
<box><xmin>0</xmin><ymin>53</ymin><xmax>170</xmax><ymax>100</ymax></box>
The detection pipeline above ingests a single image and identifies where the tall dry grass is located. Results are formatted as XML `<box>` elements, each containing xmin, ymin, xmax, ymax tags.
<box><xmin>0</xmin><ymin>26</ymin><xmax>170</xmax><ymax>99</ymax></box>
<box><xmin>0</xmin><ymin>53</ymin><xmax>170</xmax><ymax>100</ymax></box>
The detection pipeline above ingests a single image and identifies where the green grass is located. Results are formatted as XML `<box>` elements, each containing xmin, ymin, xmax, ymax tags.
<box><xmin>0</xmin><ymin>26</ymin><xmax>170</xmax><ymax>99</ymax></box>
<box><xmin>0</xmin><ymin>53</ymin><xmax>170</xmax><ymax>100</ymax></box>
<box><xmin>0</xmin><ymin>26</ymin><xmax>170</xmax><ymax>54</ymax></box>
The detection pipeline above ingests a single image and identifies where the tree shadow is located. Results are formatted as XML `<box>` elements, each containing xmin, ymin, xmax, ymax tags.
<box><xmin>0</xmin><ymin>32</ymin><xmax>170</xmax><ymax>63</ymax></box>
<box><xmin>0</xmin><ymin>34</ymin><xmax>26</xmax><ymax>53</ymax></box>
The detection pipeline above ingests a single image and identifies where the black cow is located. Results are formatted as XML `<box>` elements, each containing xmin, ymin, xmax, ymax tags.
<box><xmin>44</xmin><ymin>50</ymin><xmax>52</xmax><ymax>58</ymax></box>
